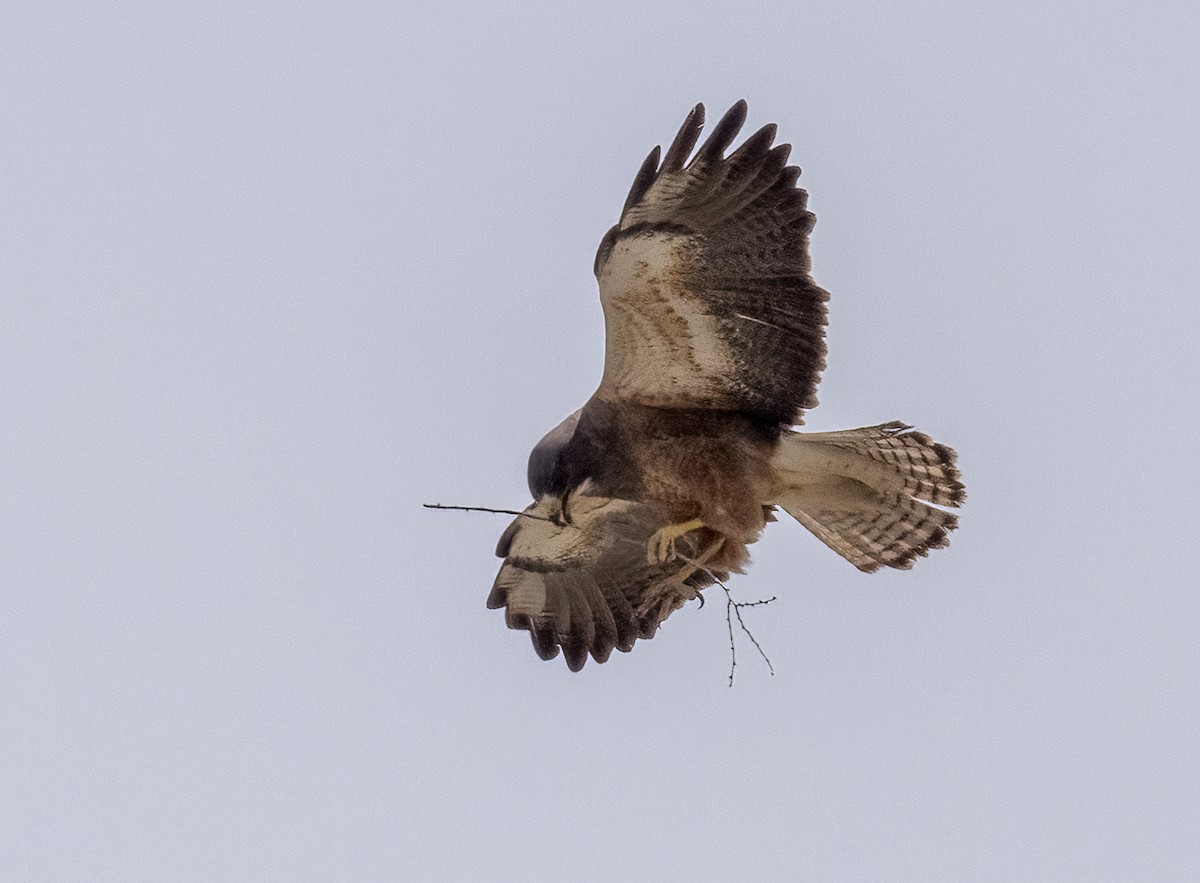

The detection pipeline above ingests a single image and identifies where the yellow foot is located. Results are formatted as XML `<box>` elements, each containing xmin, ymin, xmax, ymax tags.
<box><xmin>646</xmin><ymin>518</ymin><xmax>706</xmax><ymax>565</ymax></box>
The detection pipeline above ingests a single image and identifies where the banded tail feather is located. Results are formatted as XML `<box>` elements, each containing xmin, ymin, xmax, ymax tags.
<box><xmin>771</xmin><ymin>422</ymin><xmax>964</xmax><ymax>572</ymax></box>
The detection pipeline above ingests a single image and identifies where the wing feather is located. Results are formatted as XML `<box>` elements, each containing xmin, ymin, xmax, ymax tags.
<box><xmin>594</xmin><ymin>101</ymin><xmax>828</xmax><ymax>425</ymax></box>
<box><xmin>693</xmin><ymin>99</ymin><xmax>747</xmax><ymax>164</ymax></box>
<box><xmin>660</xmin><ymin>103</ymin><xmax>705</xmax><ymax>172</ymax></box>
<box><xmin>488</xmin><ymin>494</ymin><xmax>715</xmax><ymax>669</ymax></box>
<box><xmin>622</xmin><ymin>146</ymin><xmax>662</xmax><ymax>215</ymax></box>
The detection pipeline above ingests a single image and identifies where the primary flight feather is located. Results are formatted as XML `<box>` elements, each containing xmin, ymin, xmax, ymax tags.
<box><xmin>488</xmin><ymin>101</ymin><xmax>965</xmax><ymax>670</ymax></box>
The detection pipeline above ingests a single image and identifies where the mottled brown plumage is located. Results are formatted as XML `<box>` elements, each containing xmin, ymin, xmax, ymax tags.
<box><xmin>488</xmin><ymin>102</ymin><xmax>965</xmax><ymax>670</ymax></box>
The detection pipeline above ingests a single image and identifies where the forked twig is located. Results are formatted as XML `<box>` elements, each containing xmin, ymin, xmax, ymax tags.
<box><xmin>678</xmin><ymin>550</ymin><xmax>776</xmax><ymax>686</ymax></box>
<box><xmin>720</xmin><ymin>583</ymin><xmax>776</xmax><ymax>687</ymax></box>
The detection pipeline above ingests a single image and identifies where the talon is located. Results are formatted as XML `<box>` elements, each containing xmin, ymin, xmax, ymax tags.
<box><xmin>646</xmin><ymin>518</ymin><xmax>707</xmax><ymax>565</ymax></box>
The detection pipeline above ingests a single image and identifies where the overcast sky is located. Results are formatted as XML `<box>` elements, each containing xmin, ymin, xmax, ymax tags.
<box><xmin>3</xmin><ymin>2</ymin><xmax>1199</xmax><ymax>880</ymax></box>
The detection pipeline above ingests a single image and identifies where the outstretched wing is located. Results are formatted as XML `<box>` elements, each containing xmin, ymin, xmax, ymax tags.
<box><xmin>593</xmin><ymin>100</ymin><xmax>828</xmax><ymax>426</ymax></box>
<box><xmin>488</xmin><ymin>494</ymin><xmax>721</xmax><ymax>671</ymax></box>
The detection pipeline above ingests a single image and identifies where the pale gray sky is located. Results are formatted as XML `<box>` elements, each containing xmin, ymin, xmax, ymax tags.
<box><xmin>3</xmin><ymin>2</ymin><xmax>1198</xmax><ymax>880</ymax></box>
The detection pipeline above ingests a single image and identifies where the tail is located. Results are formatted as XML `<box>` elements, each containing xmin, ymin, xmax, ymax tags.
<box><xmin>770</xmin><ymin>422</ymin><xmax>965</xmax><ymax>573</ymax></box>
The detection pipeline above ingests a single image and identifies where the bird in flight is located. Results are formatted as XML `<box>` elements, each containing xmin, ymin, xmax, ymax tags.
<box><xmin>488</xmin><ymin>101</ymin><xmax>964</xmax><ymax>670</ymax></box>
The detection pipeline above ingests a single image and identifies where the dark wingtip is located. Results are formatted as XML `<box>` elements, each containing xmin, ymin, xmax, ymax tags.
<box><xmin>494</xmin><ymin>519</ymin><xmax>519</xmax><ymax>558</ymax></box>
<box><xmin>727</xmin><ymin>123</ymin><xmax>777</xmax><ymax>166</ymax></box>
<box><xmin>526</xmin><ymin>619</ymin><xmax>561</xmax><ymax>662</ymax></box>
<box><xmin>562</xmin><ymin>638</ymin><xmax>589</xmax><ymax>672</ymax></box>
<box><xmin>486</xmin><ymin>566</ymin><xmax>512</xmax><ymax>609</ymax></box>
<box><xmin>621</xmin><ymin>145</ymin><xmax>662</xmax><ymax>215</ymax></box>
<box><xmin>695</xmin><ymin>100</ymin><xmax>749</xmax><ymax>165</ymax></box>
<box><xmin>661</xmin><ymin>103</ymin><xmax>706</xmax><ymax>171</ymax></box>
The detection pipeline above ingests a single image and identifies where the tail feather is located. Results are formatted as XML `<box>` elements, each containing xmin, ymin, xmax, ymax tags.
<box><xmin>771</xmin><ymin>422</ymin><xmax>964</xmax><ymax>573</ymax></box>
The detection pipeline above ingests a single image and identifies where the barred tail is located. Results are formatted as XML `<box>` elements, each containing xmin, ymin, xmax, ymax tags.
<box><xmin>769</xmin><ymin>421</ymin><xmax>965</xmax><ymax>573</ymax></box>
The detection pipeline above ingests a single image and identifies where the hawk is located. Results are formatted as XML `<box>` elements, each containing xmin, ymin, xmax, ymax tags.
<box><xmin>488</xmin><ymin>101</ymin><xmax>965</xmax><ymax>670</ymax></box>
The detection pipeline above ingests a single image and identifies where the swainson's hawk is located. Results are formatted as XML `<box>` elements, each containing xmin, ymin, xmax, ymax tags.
<box><xmin>488</xmin><ymin>101</ymin><xmax>965</xmax><ymax>670</ymax></box>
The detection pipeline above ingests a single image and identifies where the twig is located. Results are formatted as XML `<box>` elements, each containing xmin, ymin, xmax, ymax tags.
<box><xmin>721</xmin><ymin>583</ymin><xmax>776</xmax><ymax>687</ymax></box>
<box><xmin>422</xmin><ymin>503</ymin><xmax>551</xmax><ymax>522</ymax></box>
<box><xmin>678</xmin><ymin>550</ymin><xmax>776</xmax><ymax>686</ymax></box>
<box><xmin>725</xmin><ymin>587</ymin><xmax>738</xmax><ymax>685</ymax></box>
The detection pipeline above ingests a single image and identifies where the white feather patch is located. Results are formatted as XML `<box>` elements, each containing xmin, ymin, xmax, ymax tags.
<box><xmin>596</xmin><ymin>231</ymin><xmax>735</xmax><ymax>407</ymax></box>
<box><xmin>506</xmin><ymin>495</ymin><xmax>639</xmax><ymax>569</ymax></box>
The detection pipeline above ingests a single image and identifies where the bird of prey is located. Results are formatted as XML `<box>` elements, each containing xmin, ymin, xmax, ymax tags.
<box><xmin>488</xmin><ymin>101</ymin><xmax>965</xmax><ymax>670</ymax></box>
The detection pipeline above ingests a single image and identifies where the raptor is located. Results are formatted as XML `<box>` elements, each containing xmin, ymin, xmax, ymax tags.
<box><xmin>488</xmin><ymin>101</ymin><xmax>965</xmax><ymax>670</ymax></box>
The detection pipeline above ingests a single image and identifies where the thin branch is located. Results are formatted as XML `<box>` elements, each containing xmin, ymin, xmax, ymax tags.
<box><xmin>677</xmin><ymin>550</ymin><xmax>776</xmax><ymax>686</ymax></box>
<box><xmin>422</xmin><ymin>503</ymin><xmax>552</xmax><ymax>522</ymax></box>
<box><xmin>732</xmin><ymin>595</ymin><xmax>777</xmax><ymax>610</ymax></box>
<box><xmin>720</xmin><ymin>582</ymin><xmax>776</xmax><ymax>686</ymax></box>
<box><xmin>725</xmin><ymin>587</ymin><xmax>738</xmax><ymax>685</ymax></box>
